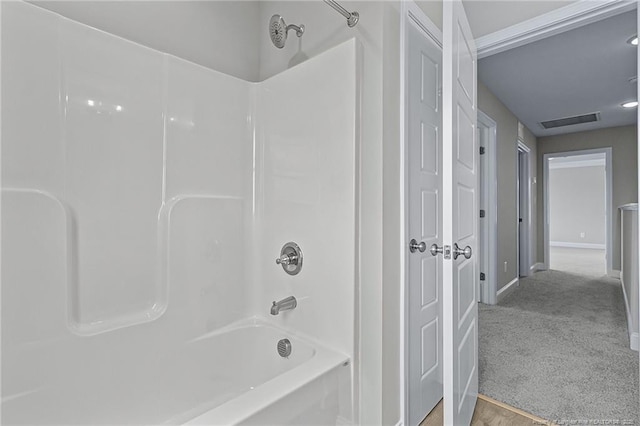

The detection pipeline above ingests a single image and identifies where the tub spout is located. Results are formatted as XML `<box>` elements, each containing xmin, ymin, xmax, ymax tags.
<box><xmin>271</xmin><ymin>296</ymin><xmax>297</xmax><ymax>315</ymax></box>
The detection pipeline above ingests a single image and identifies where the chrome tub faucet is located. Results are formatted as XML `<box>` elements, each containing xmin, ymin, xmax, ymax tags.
<box><xmin>271</xmin><ymin>296</ymin><xmax>297</xmax><ymax>315</ymax></box>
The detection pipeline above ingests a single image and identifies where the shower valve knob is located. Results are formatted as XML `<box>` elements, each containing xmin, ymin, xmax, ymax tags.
<box><xmin>276</xmin><ymin>242</ymin><xmax>303</xmax><ymax>275</ymax></box>
<box><xmin>276</xmin><ymin>253</ymin><xmax>298</xmax><ymax>266</ymax></box>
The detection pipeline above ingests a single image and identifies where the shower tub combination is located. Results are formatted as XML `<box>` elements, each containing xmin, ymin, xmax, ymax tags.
<box><xmin>2</xmin><ymin>2</ymin><xmax>359</xmax><ymax>424</ymax></box>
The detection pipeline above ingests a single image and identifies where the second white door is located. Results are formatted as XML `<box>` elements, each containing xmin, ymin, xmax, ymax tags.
<box><xmin>407</xmin><ymin>19</ymin><xmax>443</xmax><ymax>426</ymax></box>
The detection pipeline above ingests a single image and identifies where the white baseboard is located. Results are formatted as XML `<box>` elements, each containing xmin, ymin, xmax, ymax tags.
<box><xmin>608</xmin><ymin>269</ymin><xmax>621</xmax><ymax>279</ymax></box>
<box><xmin>530</xmin><ymin>262</ymin><xmax>545</xmax><ymax>273</ymax></box>
<box><xmin>550</xmin><ymin>241</ymin><xmax>606</xmax><ymax>250</ymax></box>
<box><xmin>497</xmin><ymin>277</ymin><xmax>519</xmax><ymax>303</ymax></box>
<box><xmin>631</xmin><ymin>333</ymin><xmax>639</xmax><ymax>352</ymax></box>
<box><xmin>620</xmin><ymin>275</ymin><xmax>638</xmax><ymax>351</ymax></box>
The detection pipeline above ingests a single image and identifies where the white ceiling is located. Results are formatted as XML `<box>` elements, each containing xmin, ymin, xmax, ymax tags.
<box><xmin>478</xmin><ymin>9</ymin><xmax>637</xmax><ymax>137</ymax></box>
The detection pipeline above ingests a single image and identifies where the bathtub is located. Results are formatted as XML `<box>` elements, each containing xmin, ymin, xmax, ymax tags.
<box><xmin>1</xmin><ymin>317</ymin><xmax>351</xmax><ymax>425</ymax></box>
<box><xmin>173</xmin><ymin>319</ymin><xmax>352</xmax><ymax>425</ymax></box>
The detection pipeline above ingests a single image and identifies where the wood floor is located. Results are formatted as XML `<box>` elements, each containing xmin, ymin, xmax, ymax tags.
<box><xmin>420</xmin><ymin>394</ymin><xmax>553</xmax><ymax>426</ymax></box>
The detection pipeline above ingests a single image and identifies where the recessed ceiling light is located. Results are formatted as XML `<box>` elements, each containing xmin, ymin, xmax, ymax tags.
<box><xmin>622</xmin><ymin>101</ymin><xmax>638</xmax><ymax>108</ymax></box>
<box><xmin>628</xmin><ymin>36</ymin><xmax>638</xmax><ymax>46</ymax></box>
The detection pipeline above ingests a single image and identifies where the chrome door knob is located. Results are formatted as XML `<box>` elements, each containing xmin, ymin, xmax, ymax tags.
<box><xmin>409</xmin><ymin>239</ymin><xmax>426</xmax><ymax>253</ymax></box>
<box><xmin>430</xmin><ymin>244</ymin><xmax>444</xmax><ymax>256</ymax></box>
<box><xmin>453</xmin><ymin>243</ymin><xmax>472</xmax><ymax>260</ymax></box>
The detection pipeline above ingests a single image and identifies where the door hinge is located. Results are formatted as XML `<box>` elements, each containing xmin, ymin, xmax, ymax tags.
<box><xmin>443</xmin><ymin>245</ymin><xmax>451</xmax><ymax>260</ymax></box>
<box><xmin>479</xmin><ymin>146</ymin><xmax>486</xmax><ymax>155</ymax></box>
<box><xmin>480</xmin><ymin>209</ymin><xmax>485</xmax><ymax>218</ymax></box>
<box><xmin>480</xmin><ymin>272</ymin><xmax>486</xmax><ymax>281</ymax></box>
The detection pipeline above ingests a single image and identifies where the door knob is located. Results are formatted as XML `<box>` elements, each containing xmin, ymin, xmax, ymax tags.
<box><xmin>453</xmin><ymin>243</ymin><xmax>472</xmax><ymax>260</ymax></box>
<box><xmin>430</xmin><ymin>244</ymin><xmax>444</xmax><ymax>256</ymax></box>
<box><xmin>409</xmin><ymin>239</ymin><xmax>426</xmax><ymax>253</ymax></box>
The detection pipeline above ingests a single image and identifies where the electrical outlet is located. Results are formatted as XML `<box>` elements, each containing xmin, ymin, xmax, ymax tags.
<box><xmin>504</xmin><ymin>261</ymin><xmax>507</xmax><ymax>272</ymax></box>
<box><xmin>580</xmin><ymin>232</ymin><xmax>585</xmax><ymax>238</ymax></box>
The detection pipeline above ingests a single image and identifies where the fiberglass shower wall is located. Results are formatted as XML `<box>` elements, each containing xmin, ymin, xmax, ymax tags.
<box><xmin>3</xmin><ymin>2</ymin><xmax>251</xmax><ymax>423</ymax></box>
<box><xmin>1</xmin><ymin>1</ymin><xmax>254</xmax><ymax>336</ymax></box>
<box><xmin>2</xmin><ymin>2</ymin><xmax>357</xmax><ymax>423</ymax></box>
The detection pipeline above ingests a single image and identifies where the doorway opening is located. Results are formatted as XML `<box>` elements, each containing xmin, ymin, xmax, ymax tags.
<box><xmin>543</xmin><ymin>148</ymin><xmax>612</xmax><ymax>277</ymax></box>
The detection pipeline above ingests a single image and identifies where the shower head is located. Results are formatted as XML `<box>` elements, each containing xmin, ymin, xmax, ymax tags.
<box><xmin>269</xmin><ymin>14</ymin><xmax>304</xmax><ymax>49</ymax></box>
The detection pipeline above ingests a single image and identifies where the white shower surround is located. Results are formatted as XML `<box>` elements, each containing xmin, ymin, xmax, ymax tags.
<box><xmin>1</xmin><ymin>2</ymin><xmax>358</xmax><ymax>424</ymax></box>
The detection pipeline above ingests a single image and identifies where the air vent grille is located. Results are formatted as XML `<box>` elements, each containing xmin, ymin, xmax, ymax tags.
<box><xmin>540</xmin><ymin>112</ymin><xmax>600</xmax><ymax>129</ymax></box>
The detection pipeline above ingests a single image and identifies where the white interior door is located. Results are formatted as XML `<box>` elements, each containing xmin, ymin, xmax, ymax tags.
<box><xmin>407</xmin><ymin>21</ymin><xmax>442</xmax><ymax>426</ymax></box>
<box><xmin>442</xmin><ymin>0</ymin><xmax>478</xmax><ymax>424</ymax></box>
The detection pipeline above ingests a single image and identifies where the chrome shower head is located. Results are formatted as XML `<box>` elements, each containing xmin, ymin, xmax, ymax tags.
<box><xmin>269</xmin><ymin>14</ymin><xmax>304</xmax><ymax>49</ymax></box>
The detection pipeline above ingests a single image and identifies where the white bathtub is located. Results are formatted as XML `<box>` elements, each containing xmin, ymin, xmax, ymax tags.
<box><xmin>1</xmin><ymin>318</ymin><xmax>351</xmax><ymax>425</ymax></box>
<box><xmin>173</xmin><ymin>319</ymin><xmax>352</xmax><ymax>425</ymax></box>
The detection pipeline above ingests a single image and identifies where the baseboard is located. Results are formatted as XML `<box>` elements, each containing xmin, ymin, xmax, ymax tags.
<box><xmin>336</xmin><ymin>417</ymin><xmax>354</xmax><ymax>426</ymax></box>
<box><xmin>631</xmin><ymin>333</ymin><xmax>639</xmax><ymax>351</ymax></box>
<box><xmin>550</xmin><ymin>241</ymin><xmax>606</xmax><ymax>250</ymax></box>
<box><xmin>529</xmin><ymin>262</ymin><xmax>545</xmax><ymax>273</ymax></box>
<box><xmin>620</xmin><ymin>276</ymin><xmax>638</xmax><ymax>351</ymax></box>
<box><xmin>497</xmin><ymin>277</ymin><xmax>519</xmax><ymax>303</ymax></box>
<box><xmin>608</xmin><ymin>269</ymin><xmax>621</xmax><ymax>279</ymax></box>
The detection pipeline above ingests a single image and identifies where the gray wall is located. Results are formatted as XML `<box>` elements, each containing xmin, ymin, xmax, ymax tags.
<box><xmin>549</xmin><ymin>165</ymin><xmax>606</xmax><ymax>245</ymax></box>
<box><xmin>29</xmin><ymin>1</ymin><xmax>262</xmax><ymax>81</ymax></box>
<box><xmin>537</xmin><ymin>125</ymin><xmax>638</xmax><ymax>271</ymax></box>
<box><xmin>478</xmin><ymin>82</ymin><xmax>538</xmax><ymax>290</ymax></box>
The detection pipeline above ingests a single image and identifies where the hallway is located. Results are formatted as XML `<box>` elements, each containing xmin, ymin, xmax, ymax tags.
<box><xmin>479</xmin><ymin>270</ymin><xmax>639</xmax><ymax>424</ymax></box>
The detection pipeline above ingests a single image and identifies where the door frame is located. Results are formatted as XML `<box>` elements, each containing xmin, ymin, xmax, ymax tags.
<box><xmin>542</xmin><ymin>147</ymin><xmax>613</xmax><ymax>275</ymax></box>
<box><xmin>517</xmin><ymin>141</ymin><xmax>532</xmax><ymax>277</ymax></box>
<box><xmin>478</xmin><ymin>110</ymin><xmax>497</xmax><ymax>304</ymax></box>
<box><xmin>400</xmin><ymin>1</ymin><xmax>442</xmax><ymax>424</ymax></box>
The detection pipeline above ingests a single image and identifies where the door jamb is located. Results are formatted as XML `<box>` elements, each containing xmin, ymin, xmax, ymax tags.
<box><xmin>478</xmin><ymin>111</ymin><xmax>497</xmax><ymax>304</ymax></box>
<box><xmin>400</xmin><ymin>2</ymin><xmax>443</xmax><ymax>424</ymax></box>
<box><xmin>542</xmin><ymin>147</ymin><xmax>613</xmax><ymax>274</ymax></box>
<box><xmin>517</xmin><ymin>141</ymin><xmax>532</xmax><ymax>277</ymax></box>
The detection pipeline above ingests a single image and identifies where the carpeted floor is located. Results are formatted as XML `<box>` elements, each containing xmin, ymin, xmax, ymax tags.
<box><xmin>479</xmin><ymin>270</ymin><xmax>639</xmax><ymax>424</ymax></box>
<box><xmin>550</xmin><ymin>246</ymin><xmax>606</xmax><ymax>277</ymax></box>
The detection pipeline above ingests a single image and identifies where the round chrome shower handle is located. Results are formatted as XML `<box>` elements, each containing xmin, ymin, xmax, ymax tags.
<box><xmin>276</xmin><ymin>253</ymin><xmax>297</xmax><ymax>266</ymax></box>
<box><xmin>409</xmin><ymin>239</ymin><xmax>426</xmax><ymax>253</ymax></box>
<box><xmin>276</xmin><ymin>242</ymin><xmax>303</xmax><ymax>275</ymax></box>
<box><xmin>453</xmin><ymin>243</ymin><xmax>472</xmax><ymax>260</ymax></box>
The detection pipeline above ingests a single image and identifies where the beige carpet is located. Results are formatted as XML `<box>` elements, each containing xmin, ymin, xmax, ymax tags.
<box><xmin>549</xmin><ymin>246</ymin><xmax>606</xmax><ymax>277</ymax></box>
<box><xmin>479</xmin><ymin>270</ymin><xmax>638</xmax><ymax>424</ymax></box>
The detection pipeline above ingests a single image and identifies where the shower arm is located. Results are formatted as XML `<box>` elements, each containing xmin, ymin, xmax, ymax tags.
<box><xmin>286</xmin><ymin>23</ymin><xmax>305</xmax><ymax>38</ymax></box>
<box><xmin>323</xmin><ymin>0</ymin><xmax>359</xmax><ymax>27</ymax></box>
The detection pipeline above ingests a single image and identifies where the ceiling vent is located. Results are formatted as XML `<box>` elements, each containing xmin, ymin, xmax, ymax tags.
<box><xmin>539</xmin><ymin>112</ymin><xmax>600</xmax><ymax>129</ymax></box>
